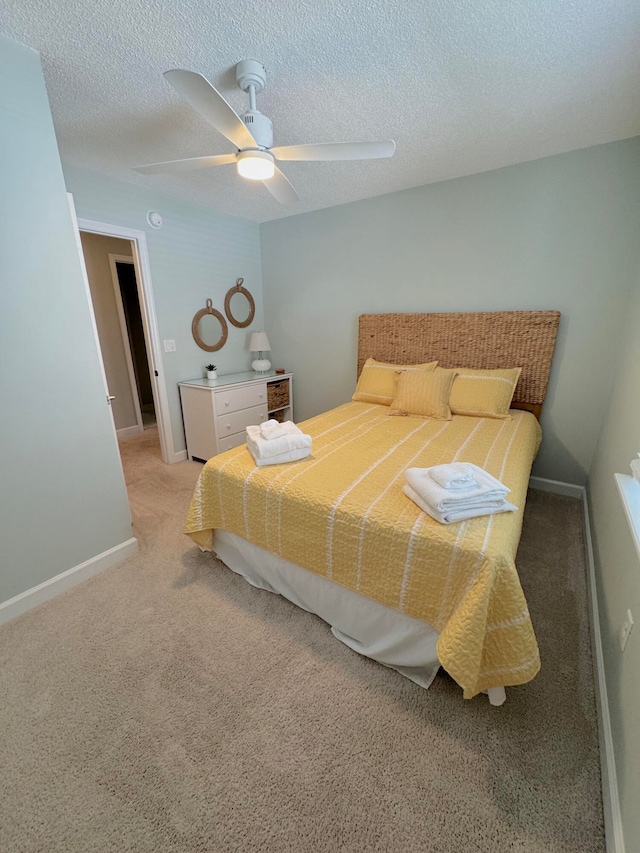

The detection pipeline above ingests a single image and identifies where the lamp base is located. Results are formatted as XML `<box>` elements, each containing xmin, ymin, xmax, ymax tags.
<box><xmin>252</xmin><ymin>357</ymin><xmax>271</xmax><ymax>373</ymax></box>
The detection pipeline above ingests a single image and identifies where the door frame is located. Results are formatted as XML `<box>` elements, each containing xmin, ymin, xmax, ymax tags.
<box><xmin>76</xmin><ymin>214</ymin><xmax>174</xmax><ymax>464</ymax></box>
<box><xmin>108</xmin><ymin>253</ymin><xmax>144</xmax><ymax>434</ymax></box>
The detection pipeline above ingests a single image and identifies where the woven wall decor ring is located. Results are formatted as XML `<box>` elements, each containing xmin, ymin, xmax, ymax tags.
<box><xmin>192</xmin><ymin>299</ymin><xmax>228</xmax><ymax>352</ymax></box>
<box><xmin>224</xmin><ymin>277</ymin><xmax>255</xmax><ymax>328</ymax></box>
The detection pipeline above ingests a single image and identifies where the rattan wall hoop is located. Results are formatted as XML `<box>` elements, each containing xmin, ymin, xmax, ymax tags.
<box><xmin>192</xmin><ymin>299</ymin><xmax>228</xmax><ymax>352</ymax></box>
<box><xmin>224</xmin><ymin>277</ymin><xmax>255</xmax><ymax>328</ymax></box>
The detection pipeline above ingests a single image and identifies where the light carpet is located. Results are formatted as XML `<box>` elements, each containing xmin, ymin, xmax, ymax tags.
<box><xmin>0</xmin><ymin>427</ymin><xmax>605</xmax><ymax>852</ymax></box>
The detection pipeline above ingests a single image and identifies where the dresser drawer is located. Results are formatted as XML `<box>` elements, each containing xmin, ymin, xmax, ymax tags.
<box><xmin>217</xmin><ymin>403</ymin><xmax>268</xmax><ymax>438</ymax></box>
<box><xmin>218</xmin><ymin>432</ymin><xmax>248</xmax><ymax>453</ymax></box>
<box><xmin>215</xmin><ymin>383</ymin><xmax>267</xmax><ymax>415</ymax></box>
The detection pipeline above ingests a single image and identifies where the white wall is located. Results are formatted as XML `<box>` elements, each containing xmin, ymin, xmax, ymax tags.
<box><xmin>260</xmin><ymin>137</ymin><xmax>640</xmax><ymax>484</ymax></box>
<box><xmin>80</xmin><ymin>232</ymin><xmax>137</xmax><ymax>431</ymax></box>
<box><xmin>588</xmin><ymin>282</ymin><xmax>640</xmax><ymax>849</ymax></box>
<box><xmin>0</xmin><ymin>37</ymin><xmax>132</xmax><ymax>604</ymax></box>
<box><xmin>64</xmin><ymin>164</ymin><xmax>264</xmax><ymax>456</ymax></box>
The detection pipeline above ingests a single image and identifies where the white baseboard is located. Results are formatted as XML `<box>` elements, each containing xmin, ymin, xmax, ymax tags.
<box><xmin>117</xmin><ymin>425</ymin><xmax>143</xmax><ymax>439</ymax></box>
<box><xmin>529</xmin><ymin>475</ymin><xmax>584</xmax><ymax>500</ymax></box>
<box><xmin>581</xmin><ymin>492</ymin><xmax>625</xmax><ymax>853</ymax></box>
<box><xmin>529</xmin><ymin>474</ymin><xmax>624</xmax><ymax>850</ymax></box>
<box><xmin>169</xmin><ymin>449</ymin><xmax>188</xmax><ymax>463</ymax></box>
<box><xmin>0</xmin><ymin>538</ymin><xmax>138</xmax><ymax>627</ymax></box>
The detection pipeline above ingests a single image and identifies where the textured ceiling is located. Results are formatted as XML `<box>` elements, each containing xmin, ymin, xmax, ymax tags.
<box><xmin>2</xmin><ymin>0</ymin><xmax>639</xmax><ymax>222</ymax></box>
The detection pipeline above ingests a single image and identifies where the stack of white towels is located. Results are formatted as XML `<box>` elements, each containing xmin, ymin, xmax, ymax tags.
<box><xmin>403</xmin><ymin>462</ymin><xmax>517</xmax><ymax>524</ymax></box>
<box><xmin>246</xmin><ymin>419</ymin><xmax>312</xmax><ymax>467</ymax></box>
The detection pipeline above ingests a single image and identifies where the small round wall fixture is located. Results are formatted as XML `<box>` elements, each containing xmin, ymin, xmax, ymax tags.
<box><xmin>192</xmin><ymin>299</ymin><xmax>228</xmax><ymax>352</ymax></box>
<box><xmin>224</xmin><ymin>277</ymin><xmax>256</xmax><ymax>328</ymax></box>
<box><xmin>147</xmin><ymin>210</ymin><xmax>163</xmax><ymax>229</ymax></box>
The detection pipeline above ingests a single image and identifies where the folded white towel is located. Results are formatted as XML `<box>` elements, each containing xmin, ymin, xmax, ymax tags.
<box><xmin>406</xmin><ymin>486</ymin><xmax>511</xmax><ymax>514</ymax></box>
<box><xmin>405</xmin><ymin>463</ymin><xmax>509</xmax><ymax>512</ymax></box>
<box><xmin>246</xmin><ymin>424</ymin><xmax>312</xmax><ymax>460</ymax></box>
<box><xmin>403</xmin><ymin>484</ymin><xmax>517</xmax><ymax>525</ymax></box>
<box><xmin>428</xmin><ymin>462</ymin><xmax>477</xmax><ymax>490</ymax></box>
<box><xmin>260</xmin><ymin>419</ymin><xmax>301</xmax><ymax>441</ymax></box>
<box><xmin>250</xmin><ymin>446</ymin><xmax>311</xmax><ymax>467</ymax></box>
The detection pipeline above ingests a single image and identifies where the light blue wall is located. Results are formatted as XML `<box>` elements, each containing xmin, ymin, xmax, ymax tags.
<box><xmin>588</xmin><ymin>282</ymin><xmax>640</xmax><ymax>850</ymax></box>
<box><xmin>0</xmin><ymin>37</ymin><xmax>132</xmax><ymax>603</ymax></box>
<box><xmin>260</xmin><ymin>138</ymin><xmax>640</xmax><ymax>484</ymax></box>
<box><xmin>63</xmin><ymin>165</ymin><xmax>264</xmax><ymax>456</ymax></box>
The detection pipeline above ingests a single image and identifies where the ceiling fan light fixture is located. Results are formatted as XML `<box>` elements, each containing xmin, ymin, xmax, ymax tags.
<box><xmin>237</xmin><ymin>150</ymin><xmax>275</xmax><ymax>181</ymax></box>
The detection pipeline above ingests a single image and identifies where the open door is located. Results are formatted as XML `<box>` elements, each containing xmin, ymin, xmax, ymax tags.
<box><xmin>67</xmin><ymin>193</ymin><xmax>132</xmax><ymax>519</ymax></box>
<box><xmin>108</xmin><ymin>253</ymin><xmax>156</xmax><ymax>432</ymax></box>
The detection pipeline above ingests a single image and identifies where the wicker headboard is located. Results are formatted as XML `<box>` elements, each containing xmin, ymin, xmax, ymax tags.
<box><xmin>358</xmin><ymin>310</ymin><xmax>560</xmax><ymax>419</ymax></box>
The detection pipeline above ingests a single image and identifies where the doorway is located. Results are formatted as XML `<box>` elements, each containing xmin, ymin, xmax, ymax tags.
<box><xmin>69</xmin><ymin>204</ymin><xmax>176</xmax><ymax>465</ymax></box>
<box><xmin>79</xmin><ymin>231</ymin><xmax>158</xmax><ymax>450</ymax></box>
<box><xmin>109</xmin><ymin>254</ymin><xmax>156</xmax><ymax>431</ymax></box>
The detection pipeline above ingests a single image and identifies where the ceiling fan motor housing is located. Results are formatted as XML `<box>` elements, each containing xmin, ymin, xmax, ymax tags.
<box><xmin>242</xmin><ymin>110</ymin><xmax>273</xmax><ymax>149</ymax></box>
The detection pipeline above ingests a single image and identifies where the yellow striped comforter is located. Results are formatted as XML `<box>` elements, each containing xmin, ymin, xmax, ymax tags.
<box><xmin>185</xmin><ymin>402</ymin><xmax>542</xmax><ymax>699</ymax></box>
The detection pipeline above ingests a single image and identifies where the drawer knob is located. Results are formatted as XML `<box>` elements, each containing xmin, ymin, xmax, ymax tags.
<box><xmin>259</xmin><ymin>392</ymin><xmax>264</xmax><ymax>398</ymax></box>
<box><xmin>225</xmin><ymin>401</ymin><xmax>230</xmax><ymax>407</ymax></box>
<box><xmin>226</xmin><ymin>424</ymin><xmax>231</xmax><ymax>430</ymax></box>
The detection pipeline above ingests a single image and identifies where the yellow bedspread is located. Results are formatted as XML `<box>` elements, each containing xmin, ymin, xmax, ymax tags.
<box><xmin>185</xmin><ymin>402</ymin><xmax>542</xmax><ymax>699</ymax></box>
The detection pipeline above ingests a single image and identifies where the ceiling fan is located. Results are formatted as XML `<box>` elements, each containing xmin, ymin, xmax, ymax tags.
<box><xmin>134</xmin><ymin>59</ymin><xmax>396</xmax><ymax>204</ymax></box>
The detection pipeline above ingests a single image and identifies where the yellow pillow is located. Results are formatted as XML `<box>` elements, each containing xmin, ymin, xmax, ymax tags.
<box><xmin>389</xmin><ymin>368</ymin><xmax>457</xmax><ymax>419</ymax></box>
<box><xmin>442</xmin><ymin>366</ymin><xmax>522</xmax><ymax>418</ymax></box>
<box><xmin>352</xmin><ymin>358</ymin><xmax>438</xmax><ymax>406</ymax></box>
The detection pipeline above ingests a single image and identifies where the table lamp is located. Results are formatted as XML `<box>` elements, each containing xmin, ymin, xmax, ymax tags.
<box><xmin>249</xmin><ymin>331</ymin><xmax>271</xmax><ymax>373</ymax></box>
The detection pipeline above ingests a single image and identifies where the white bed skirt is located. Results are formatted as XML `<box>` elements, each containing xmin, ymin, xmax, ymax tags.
<box><xmin>213</xmin><ymin>529</ymin><xmax>441</xmax><ymax>690</ymax></box>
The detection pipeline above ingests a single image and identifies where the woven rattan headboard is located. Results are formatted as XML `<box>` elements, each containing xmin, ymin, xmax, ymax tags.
<box><xmin>358</xmin><ymin>310</ymin><xmax>560</xmax><ymax>419</ymax></box>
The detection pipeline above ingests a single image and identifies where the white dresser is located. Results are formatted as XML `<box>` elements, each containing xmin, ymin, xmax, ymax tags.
<box><xmin>179</xmin><ymin>371</ymin><xmax>294</xmax><ymax>462</ymax></box>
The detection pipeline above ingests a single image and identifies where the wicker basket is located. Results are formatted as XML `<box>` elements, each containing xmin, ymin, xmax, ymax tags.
<box><xmin>271</xmin><ymin>409</ymin><xmax>285</xmax><ymax>423</ymax></box>
<box><xmin>267</xmin><ymin>378</ymin><xmax>289</xmax><ymax>411</ymax></box>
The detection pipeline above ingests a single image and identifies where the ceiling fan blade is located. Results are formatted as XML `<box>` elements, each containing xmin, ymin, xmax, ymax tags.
<box><xmin>270</xmin><ymin>140</ymin><xmax>396</xmax><ymax>161</ymax></box>
<box><xmin>133</xmin><ymin>153</ymin><xmax>237</xmax><ymax>175</ymax></box>
<box><xmin>164</xmin><ymin>69</ymin><xmax>257</xmax><ymax>150</ymax></box>
<box><xmin>263</xmin><ymin>166</ymin><xmax>299</xmax><ymax>204</ymax></box>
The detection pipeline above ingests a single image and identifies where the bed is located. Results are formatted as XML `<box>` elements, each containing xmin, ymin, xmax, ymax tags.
<box><xmin>185</xmin><ymin>310</ymin><xmax>560</xmax><ymax>703</ymax></box>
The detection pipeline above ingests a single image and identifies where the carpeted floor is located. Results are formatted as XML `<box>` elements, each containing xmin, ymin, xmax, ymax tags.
<box><xmin>0</xmin><ymin>428</ymin><xmax>605</xmax><ymax>852</ymax></box>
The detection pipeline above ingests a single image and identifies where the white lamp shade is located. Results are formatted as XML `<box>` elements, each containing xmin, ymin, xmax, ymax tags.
<box><xmin>249</xmin><ymin>331</ymin><xmax>271</xmax><ymax>372</ymax></box>
<box><xmin>249</xmin><ymin>332</ymin><xmax>271</xmax><ymax>352</ymax></box>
